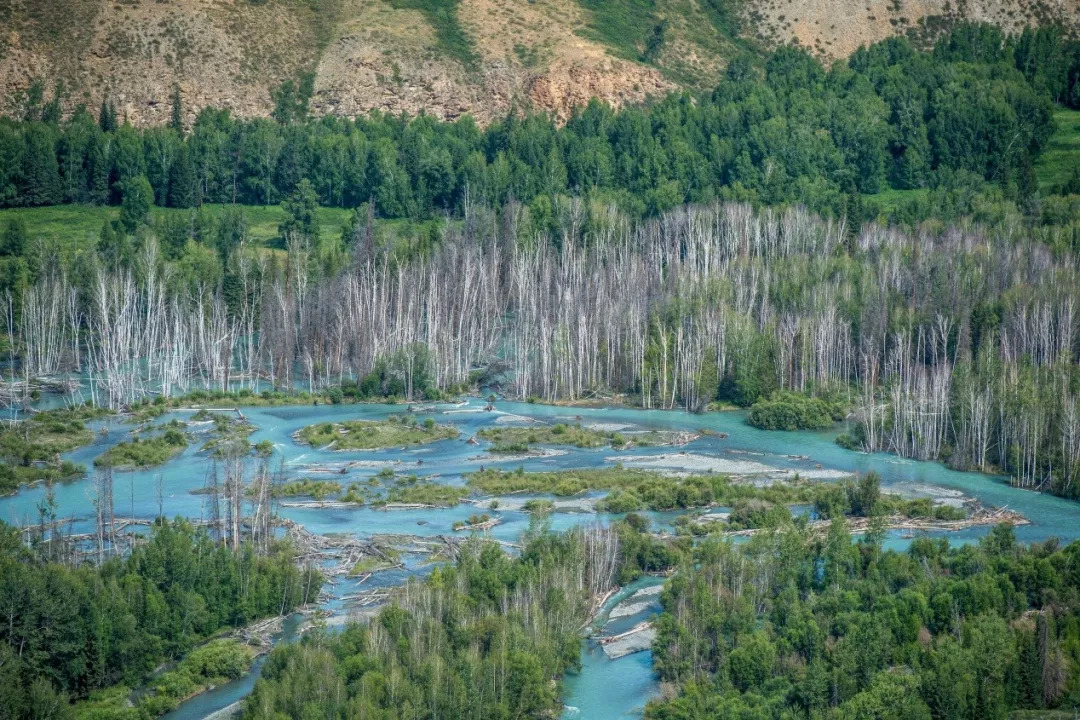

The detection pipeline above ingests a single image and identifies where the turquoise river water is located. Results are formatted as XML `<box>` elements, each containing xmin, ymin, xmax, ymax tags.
<box><xmin>3</xmin><ymin>398</ymin><xmax>1079</xmax><ymax>719</ymax></box>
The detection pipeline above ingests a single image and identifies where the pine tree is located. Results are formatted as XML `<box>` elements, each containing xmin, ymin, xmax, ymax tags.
<box><xmin>20</xmin><ymin>125</ymin><xmax>62</xmax><ymax>206</ymax></box>
<box><xmin>167</xmin><ymin>143</ymin><xmax>198</xmax><ymax>208</ymax></box>
<box><xmin>1</xmin><ymin>219</ymin><xmax>28</xmax><ymax>257</ymax></box>
<box><xmin>119</xmin><ymin>175</ymin><xmax>153</xmax><ymax>232</ymax></box>
<box><xmin>98</xmin><ymin>98</ymin><xmax>117</xmax><ymax>133</ymax></box>
<box><xmin>170</xmin><ymin>84</ymin><xmax>184</xmax><ymax>133</ymax></box>
<box><xmin>97</xmin><ymin>221</ymin><xmax>132</xmax><ymax>270</ymax></box>
<box><xmin>41</xmin><ymin>81</ymin><xmax>64</xmax><ymax>126</ymax></box>
<box><xmin>88</xmin><ymin>136</ymin><xmax>112</xmax><ymax>205</ymax></box>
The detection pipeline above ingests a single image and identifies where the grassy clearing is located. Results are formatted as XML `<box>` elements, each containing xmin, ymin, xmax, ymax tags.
<box><xmin>0</xmin><ymin>203</ymin><xmax>452</xmax><ymax>262</ymax></box>
<box><xmin>0</xmin><ymin>204</ymin><xmax>350</xmax><ymax>254</ymax></box>
<box><xmin>95</xmin><ymin>426</ymin><xmax>188</xmax><ymax>469</ymax></box>
<box><xmin>1035</xmin><ymin>109</ymin><xmax>1080</xmax><ymax>191</ymax></box>
<box><xmin>296</xmin><ymin>415</ymin><xmax>459</xmax><ymax>450</ymax></box>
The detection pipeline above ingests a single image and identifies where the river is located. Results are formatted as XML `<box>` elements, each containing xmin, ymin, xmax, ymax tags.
<box><xmin>3</xmin><ymin>398</ymin><xmax>1078</xmax><ymax>719</ymax></box>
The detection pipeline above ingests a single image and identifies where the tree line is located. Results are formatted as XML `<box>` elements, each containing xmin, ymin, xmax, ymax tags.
<box><xmin>1</xmin><ymin>24</ymin><xmax>1077</xmax><ymax>222</ymax></box>
<box><xmin>647</xmin><ymin>523</ymin><xmax>1080</xmax><ymax>719</ymax></box>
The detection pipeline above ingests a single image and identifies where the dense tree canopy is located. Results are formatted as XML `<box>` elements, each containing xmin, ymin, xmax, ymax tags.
<box><xmin>647</xmin><ymin>524</ymin><xmax>1080</xmax><ymax>720</ymax></box>
<box><xmin>241</xmin><ymin>524</ymin><xmax>642</xmax><ymax>720</ymax></box>
<box><xmin>0</xmin><ymin>26</ymin><xmax>1076</xmax><ymax>223</ymax></box>
<box><xmin>0</xmin><ymin>519</ymin><xmax>321</xmax><ymax>717</ymax></box>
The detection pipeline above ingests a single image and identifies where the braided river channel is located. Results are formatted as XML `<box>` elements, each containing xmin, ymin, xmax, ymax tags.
<box><xmin>4</xmin><ymin>398</ymin><xmax>1079</xmax><ymax>719</ymax></box>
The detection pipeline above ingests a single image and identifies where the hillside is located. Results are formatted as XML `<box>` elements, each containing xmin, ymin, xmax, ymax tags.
<box><xmin>1</xmin><ymin>0</ymin><xmax>1077</xmax><ymax>126</ymax></box>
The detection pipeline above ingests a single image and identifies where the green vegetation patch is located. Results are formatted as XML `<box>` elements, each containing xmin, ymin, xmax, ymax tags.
<box><xmin>134</xmin><ymin>639</ymin><xmax>255</xmax><ymax>717</ymax></box>
<box><xmin>0</xmin><ymin>204</ymin><xmax>352</xmax><ymax>256</ymax></box>
<box><xmin>452</xmin><ymin>513</ymin><xmax>492</xmax><ymax>530</ymax></box>
<box><xmin>95</xmin><ymin>426</ymin><xmax>188</xmax><ymax>469</ymax></box>
<box><xmin>247</xmin><ymin>527</ymin><xmax>669</xmax><ymax>717</ymax></box>
<box><xmin>468</xmin><ymin>466</ymin><xmax>725</xmax><ymax>508</ymax></box>
<box><xmin>746</xmin><ymin>391</ymin><xmax>847</xmax><ymax>431</ymax></box>
<box><xmin>295</xmin><ymin>415</ymin><xmax>459</xmax><ymax>450</ymax></box>
<box><xmin>577</xmin><ymin>0</ymin><xmax>665</xmax><ymax>62</ymax></box>
<box><xmin>2</xmin><ymin>519</ymin><xmax>321</xmax><ymax>716</ymax></box>
<box><xmin>350</xmin><ymin>546</ymin><xmax>402</xmax><ymax>574</ymax></box>
<box><xmin>0</xmin><ymin>406</ymin><xmax>107</xmax><ymax>493</ymax></box>
<box><xmin>195</xmin><ymin>409</ymin><xmax>260</xmax><ymax>458</ymax></box>
<box><xmin>385</xmin><ymin>0</ymin><xmax>477</xmax><ymax>69</ymax></box>
<box><xmin>469</xmin><ymin>467</ymin><xmax>967</xmax><ymax>523</ymax></box>
<box><xmin>468</xmin><ymin>466</ymin><xmax>836</xmax><ymax>510</ymax></box>
<box><xmin>380</xmin><ymin>480</ymin><xmax>469</xmax><ymax>507</ymax></box>
<box><xmin>476</xmin><ymin>422</ymin><xmax>643</xmax><ymax>452</ymax></box>
<box><xmin>277</xmin><ymin>479</ymin><xmax>342</xmax><ymax>500</ymax></box>
<box><xmin>522</xmin><ymin>498</ymin><xmax>555</xmax><ymax>513</ymax></box>
<box><xmin>73</xmin><ymin>639</ymin><xmax>256</xmax><ymax>717</ymax></box>
<box><xmin>1</xmin><ymin>406</ymin><xmax>103</xmax><ymax>455</ymax></box>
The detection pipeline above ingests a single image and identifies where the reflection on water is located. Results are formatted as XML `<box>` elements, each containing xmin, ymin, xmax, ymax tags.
<box><xmin>3</xmin><ymin>398</ymin><xmax>1079</xmax><ymax>719</ymax></box>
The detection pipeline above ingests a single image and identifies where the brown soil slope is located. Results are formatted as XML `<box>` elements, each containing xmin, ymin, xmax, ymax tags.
<box><xmin>0</xmin><ymin>0</ymin><xmax>1075</xmax><ymax>127</ymax></box>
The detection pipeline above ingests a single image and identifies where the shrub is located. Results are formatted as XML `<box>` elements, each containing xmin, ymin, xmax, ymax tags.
<box><xmin>747</xmin><ymin>391</ymin><xmax>846</xmax><ymax>431</ymax></box>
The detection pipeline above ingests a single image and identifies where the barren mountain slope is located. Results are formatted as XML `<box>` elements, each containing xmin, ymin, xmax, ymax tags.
<box><xmin>750</xmin><ymin>0</ymin><xmax>1080</xmax><ymax>58</ymax></box>
<box><xmin>311</xmin><ymin>0</ymin><xmax>672</xmax><ymax>123</ymax></box>
<box><xmin>0</xmin><ymin>0</ymin><xmax>333</xmax><ymax>125</ymax></box>
<box><xmin>1</xmin><ymin>0</ymin><xmax>1075</xmax><ymax>127</ymax></box>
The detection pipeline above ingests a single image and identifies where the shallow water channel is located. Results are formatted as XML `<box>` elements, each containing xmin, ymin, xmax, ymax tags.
<box><xmin>4</xmin><ymin>399</ymin><xmax>1079</xmax><ymax>719</ymax></box>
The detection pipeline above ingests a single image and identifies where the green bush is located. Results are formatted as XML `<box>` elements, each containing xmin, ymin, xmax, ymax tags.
<box><xmin>747</xmin><ymin>391</ymin><xmax>846</xmax><ymax>431</ymax></box>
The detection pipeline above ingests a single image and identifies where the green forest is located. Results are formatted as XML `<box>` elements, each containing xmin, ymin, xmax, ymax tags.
<box><xmin>647</xmin><ymin>524</ymin><xmax>1080</xmax><ymax>720</ymax></box>
<box><xmin>230</xmin><ymin>517</ymin><xmax>1080</xmax><ymax>720</ymax></box>
<box><xmin>1</xmin><ymin>24</ymin><xmax>1078</xmax><ymax>230</ymax></box>
<box><xmin>239</xmin><ymin>521</ymin><xmax>668</xmax><ymax>719</ymax></box>
<box><xmin>0</xmin><ymin>519</ymin><xmax>322</xmax><ymax>718</ymax></box>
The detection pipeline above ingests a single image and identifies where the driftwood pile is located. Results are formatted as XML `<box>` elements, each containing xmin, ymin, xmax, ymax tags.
<box><xmin>595</xmin><ymin>621</ymin><xmax>657</xmax><ymax>660</ymax></box>
<box><xmin>280</xmin><ymin>518</ymin><xmax>402</xmax><ymax>578</ymax></box>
